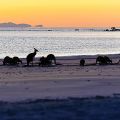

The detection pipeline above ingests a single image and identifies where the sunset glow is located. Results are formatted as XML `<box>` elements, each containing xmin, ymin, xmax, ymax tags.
<box><xmin>0</xmin><ymin>0</ymin><xmax>120</xmax><ymax>27</ymax></box>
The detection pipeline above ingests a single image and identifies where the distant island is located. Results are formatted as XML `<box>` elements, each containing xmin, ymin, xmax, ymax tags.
<box><xmin>35</xmin><ymin>25</ymin><xmax>43</xmax><ymax>27</ymax></box>
<box><xmin>105</xmin><ymin>27</ymin><xmax>120</xmax><ymax>31</ymax></box>
<box><xmin>0</xmin><ymin>22</ymin><xmax>43</xmax><ymax>28</ymax></box>
<box><xmin>0</xmin><ymin>22</ymin><xmax>31</xmax><ymax>27</ymax></box>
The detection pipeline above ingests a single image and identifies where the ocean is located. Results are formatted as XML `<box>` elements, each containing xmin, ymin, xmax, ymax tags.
<box><xmin>0</xmin><ymin>28</ymin><xmax>120</xmax><ymax>58</ymax></box>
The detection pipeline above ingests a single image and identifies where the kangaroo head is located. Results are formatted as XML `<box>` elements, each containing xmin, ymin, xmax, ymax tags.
<box><xmin>34</xmin><ymin>48</ymin><xmax>39</xmax><ymax>53</ymax></box>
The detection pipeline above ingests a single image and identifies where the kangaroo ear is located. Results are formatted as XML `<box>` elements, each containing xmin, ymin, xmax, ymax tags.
<box><xmin>34</xmin><ymin>48</ymin><xmax>39</xmax><ymax>52</ymax></box>
<box><xmin>34</xmin><ymin>48</ymin><xmax>36</xmax><ymax>51</ymax></box>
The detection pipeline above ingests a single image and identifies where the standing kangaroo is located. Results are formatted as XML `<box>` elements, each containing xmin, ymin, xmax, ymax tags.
<box><xmin>26</xmin><ymin>48</ymin><xmax>38</xmax><ymax>66</ymax></box>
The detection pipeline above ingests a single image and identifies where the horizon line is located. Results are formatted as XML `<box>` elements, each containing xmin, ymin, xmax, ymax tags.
<box><xmin>0</xmin><ymin>21</ymin><xmax>120</xmax><ymax>28</ymax></box>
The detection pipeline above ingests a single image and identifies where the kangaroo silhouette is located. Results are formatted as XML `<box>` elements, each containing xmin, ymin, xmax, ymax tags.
<box><xmin>3</xmin><ymin>56</ymin><xmax>13</xmax><ymax>65</ymax></box>
<box><xmin>46</xmin><ymin>54</ymin><xmax>56</xmax><ymax>65</ymax></box>
<box><xmin>26</xmin><ymin>48</ymin><xmax>38</xmax><ymax>66</ymax></box>
<box><xmin>39</xmin><ymin>56</ymin><xmax>52</xmax><ymax>66</ymax></box>
<box><xmin>80</xmin><ymin>59</ymin><xmax>85</xmax><ymax>66</ymax></box>
<box><xmin>12</xmin><ymin>56</ymin><xmax>22</xmax><ymax>65</ymax></box>
<box><xmin>96</xmin><ymin>55</ymin><xmax>112</xmax><ymax>65</ymax></box>
<box><xmin>3</xmin><ymin>56</ymin><xmax>22</xmax><ymax>65</ymax></box>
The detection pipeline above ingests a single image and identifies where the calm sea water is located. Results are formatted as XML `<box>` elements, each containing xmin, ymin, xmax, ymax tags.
<box><xmin>0</xmin><ymin>28</ymin><xmax>120</xmax><ymax>58</ymax></box>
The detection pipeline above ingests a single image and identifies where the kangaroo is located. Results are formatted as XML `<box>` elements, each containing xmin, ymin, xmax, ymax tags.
<box><xmin>80</xmin><ymin>59</ymin><xmax>85</xmax><ymax>66</ymax></box>
<box><xmin>12</xmin><ymin>56</ymin><xmax>22</xmax><ymax>65</ymax></box>
<box><xmin>26</xmin><ymin>48</ymin><xmax>38</xmax><ymax>66</ymax></box>
<box><xmin>39</xmin><ymin>56</ymin><xmax>52</xmax><ymax>67</ymax></box>
<box><xmin>46</xmin><ymin>54</ymin><xmax>56</xmax><ymax>65</ymax></box>
<box><xmin>96</xmin><ymin>55</ymin><xmax>112</xmax><ymax>65</ymax></box>
<box><xmin>3</xmin><ymin>56</ymin><xmax>13</xmax><ymax>65</ymax></box>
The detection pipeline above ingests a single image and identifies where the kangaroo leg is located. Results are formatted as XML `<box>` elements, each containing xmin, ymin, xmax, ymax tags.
<box><xmin>54</xmin><ymin>58</ymin><xmax>56</xmax><ymax>65</ymax></box>
<box><xmin>27</xmin><ymin>61</ymin><xmax>29</xmax><ymax>66</ymax></box>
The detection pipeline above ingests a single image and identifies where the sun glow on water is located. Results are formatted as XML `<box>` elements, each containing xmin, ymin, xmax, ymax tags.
<box><xmin>0</xmin><ymin>29</ymin><xmax>120</xmax><ymax>58</ymax></box>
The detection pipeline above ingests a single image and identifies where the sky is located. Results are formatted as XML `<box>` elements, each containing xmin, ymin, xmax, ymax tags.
<box><xmin>0</xmin><ymin>0</ymin><xmax>120</xmax><ymax>27</ymax></box>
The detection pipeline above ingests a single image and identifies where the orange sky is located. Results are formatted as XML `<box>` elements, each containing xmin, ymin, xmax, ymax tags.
<box><xmin>0</xmin><ymin>0</ymin><xmax>120</xmax><ymax>27</ymax></box>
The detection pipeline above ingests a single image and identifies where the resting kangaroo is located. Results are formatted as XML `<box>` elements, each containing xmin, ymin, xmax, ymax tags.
<box><xmin>46</xmin><ymin>54</ymin><xmax>56</xmax><ymax>65</ymax></box>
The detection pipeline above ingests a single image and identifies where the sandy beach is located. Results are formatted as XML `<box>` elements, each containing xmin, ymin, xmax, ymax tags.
<box><xmin>0</xmin><ymin>54</ymin><xmax>120</xmax><ymax>119</ymax></box>
<box><xmin>0</xmin><ymin>54</ymin><xmax>120</xmax><ymax>102</ymax></box>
